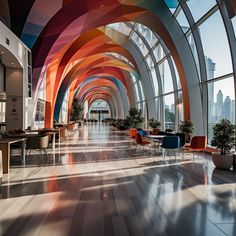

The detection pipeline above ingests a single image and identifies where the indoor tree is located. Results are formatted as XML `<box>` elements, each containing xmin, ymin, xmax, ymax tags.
<box><xmin>126</xmin><ymin>107</ymin><xmax>144</xmax><ymax>128</ymax></box>
<box><xmin>211</xmin><ymin>119</ymin><xmax>236</xmax><ymax>169</ymax></box>
<box><xmin>70</xmin><ymin>97</ymin><xmax>83</xmax><ymax>122</ymax></box>
<box><xmin>211</xmin><ymin>119</ymin><xmax>235</xmax><ymax>155</ymax></box>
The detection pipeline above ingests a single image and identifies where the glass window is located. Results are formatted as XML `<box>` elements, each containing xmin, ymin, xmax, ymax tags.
<box><xmin>187</xmin><ymin>33</ymin><xmax>200</xmax><ymax>79</ymax></box>
<box><xmin>177</xmin><ymin>91</ymin><xmax>184</xmax><ymax>126</ymax></box>
<box><xmin>134</xmin><ymin>83</ymin><xmax>140</xmax><ymax>102</ymax></box>
<box><xmin>171</xmin><ymin>56</ymin><xmax>181</xmax><ymax>89</ymax></box>
<box><xmin>153</xmin><ymin>44</ymin><xmax>165</xmax><ymax>62</ymax></box>
<box><xmin>151</xmin><ymin>70</ymin><xmax>159</xmax><ymax>97</ymax></box>
<box><xmin>141</xmin><ymin>101</ymin><xmax>146</xmax><ymax>119</ymax></box>
<box><xmin>146</xmin><ymin>55</ymin><xmax>154</xmax><ymax>70</ymax></box>
<box><xmin>136</xmin><ymin>24</ymin><xmax>158</xmax><ymax>48</ymax></box>
<box><xmin>176</xmin><ymin>9</ymin><xmax>190</xmax><ymax>33</ymax></box>
<box><xmin>139</xmin><ymin>81</ymin><xmax>145</xmax><ymax>101</ymax></box>
<box><xmin>106</xmin><ymin>52</ymin><xmax>134</xmax><ymax>67</ymax></box>
<box><xmin>199</xmin><ymin>11</ymin><xmax>233</xmax><ymax>79</ymax></box>
<box><xmin>131</xmin><ymin>31</ymin><xmax>149</xmax><ymax>56</ymax></box>
<box><xmin>159</xmin><ymin>60</ymin><xmax>174</xmax><ymax>94</ymax></box>
<box><xmin>208</xmin><ymin>77</ymin><xmax>235</xmax><ymax>142</ymax></box>
<box><xmin>186</xmin><ymin>0</ymin><xmax>216</xmax><ymax>22</ymax></box>
<box><xmin>164</xmin><ymin>93</ymin><xmax>175</xmax><ymax>130</ymax></box>
<box><xmin>106</xmin><ymin>22</ymin><xmax>132</xmax><ymax>36</ymax></box>
<box><xmin>155</xmin><ymin>97</ymin><xmax>161</xmax><ymax>121</ymax></box>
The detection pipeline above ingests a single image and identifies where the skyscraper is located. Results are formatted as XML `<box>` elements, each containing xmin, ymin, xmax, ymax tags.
<box><xmin>230</xmin><ymin>100</ymin><xmax>235</xmax><ymax>123</ymax></box>
<box><xmin>222</xmin><ymin>96</ymin><xmax>231</xmax><ymax>120</ymax></box>
<box><xmin>216</xmin><ymin>90</ymin><xmax>223</xmax><ymax>121</ymax></box>
<box><xmin>205</xmin><ymin>57</ymin><xmax>215</xmax><ymax>122</ymax></box>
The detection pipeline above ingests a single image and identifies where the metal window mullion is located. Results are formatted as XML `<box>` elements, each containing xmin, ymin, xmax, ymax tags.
<box><xmin>217</xmin><ymin>0</ymin><xmax>236</xmax><ymax>126</ymax></box>
<box><xmin>154</xmin><ymin>64</ymin><xmax>164</xmax><ymax>129</ymax></box>
<box><xmin>166</xmin><ymin>56</ymin><xmax>178</xmax><ymax>131</ymax></box>
<box><xmin>194</xmin><ymin>5</ymin><xmax>219</xmax><ymax>28</ymax></box>
<box><xmin>132</xmin><ymin>26</ymin><xmax>152</xmax><ymax>52</ymax></box>
<box><xmin>181</xmin><ymin>0</ymin><xmax>208</xmax><ymax>136</ymax></box>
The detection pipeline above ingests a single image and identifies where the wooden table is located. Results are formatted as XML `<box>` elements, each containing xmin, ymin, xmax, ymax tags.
<box><xmin>0</xmin><ymin>138</ymin><xmax>26</xmax><ymax>174</ymax></box>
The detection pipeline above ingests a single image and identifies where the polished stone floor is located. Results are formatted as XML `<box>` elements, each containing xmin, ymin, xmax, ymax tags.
<box><xmin>1</xmin><ymin>124</ymin><xmax>236</xmax><ymax>236</ymax></box>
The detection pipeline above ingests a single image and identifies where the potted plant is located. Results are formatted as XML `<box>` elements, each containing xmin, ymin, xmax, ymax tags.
<box><xmin>116</xmin><ymin>119</ymin><xmax>130</xmax><ymax>131</ymax></box>
<box><xmin>211</xmin><ymin>119</ymin><xmax>235</xmax><ymax>170</ymax></box>
<box><xmin>148</xmin><ymin>118</ymin><xmax>161</xmax><ymax>134</ymax></box>
<box><xmin>70</xmin><ymin>97</ymin><xmax>83</xmax><ymax>123</ymax></box>
<box><xmin>126</xmin><ymin>107</ymin><xmax>144</xmax><ymax>128</ymax></box>
<box><xmin>179</xmin><ymin>120</ymin><xmax>194</xmax><ymax>142</ymax></box>
<box><xmin>148</xmin><ymin>118</ymin><xmax>161</xmax><ymax>129</ymax></box>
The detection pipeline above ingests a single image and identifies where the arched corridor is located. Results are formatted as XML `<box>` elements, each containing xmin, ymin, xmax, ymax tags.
<box><xmin>1</xmin><ymin>1</ymin><xmax>236</xmax><ymax>235</ymax></box>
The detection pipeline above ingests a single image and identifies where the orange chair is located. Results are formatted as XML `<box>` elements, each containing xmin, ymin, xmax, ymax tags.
<box><xmin>135</xmin><ymin>133</ymin><xmax>151</xmax><ymax>151</ymax></box>
<box><xmin>183</xmin><ymin>136</ymin><xmax>207</xmax><ymax>160</ymax></box>
<box><xmin>129</xmin><ymin>128</ymin><xmax>138</xmax><ymax>138</ymax></box>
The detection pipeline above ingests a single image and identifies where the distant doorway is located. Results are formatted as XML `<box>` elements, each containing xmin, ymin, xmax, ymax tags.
<box><xmin>89</xmin><ymin>100</ymin><xmax>110</xmax><ymax>122</ymax></box>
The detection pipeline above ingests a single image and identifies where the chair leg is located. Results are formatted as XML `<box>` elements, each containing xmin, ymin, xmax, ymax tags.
<box><xmin>163</xmin><ymin>150</ymin><xmax>166</xmax><ymax>161</ymax></box>
<box><xmin>44</xmin><ymin>149</ymin><xmax>48</xmax><ymax>162</ymax></box>
<box><xmin>40</xmin><ymin>150</ymin><xmax>43</xmax><ymax>165</ymax></box>
<box><xmin>203</xmin><ymin>151</ymin><xmax>208</xmax><ymax>168</ymax></box>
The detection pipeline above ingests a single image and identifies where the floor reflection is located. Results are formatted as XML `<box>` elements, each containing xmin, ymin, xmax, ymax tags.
<box><xmin>1</xmin><ymin>124</ymin><xmax>236</xmax><ymax>236</ymax></box>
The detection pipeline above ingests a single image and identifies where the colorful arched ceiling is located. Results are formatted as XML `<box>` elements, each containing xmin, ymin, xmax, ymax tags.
<box><xmin>5</xmin><ymin>0</ymin><xmax>190</xmax><ymax>127</ymax></box>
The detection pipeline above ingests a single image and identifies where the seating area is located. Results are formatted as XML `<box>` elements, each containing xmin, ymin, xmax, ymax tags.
<box><xmin>132</xmin><ymin>127</ymin><xmax>209</xmax><ymax>163</ymax></box>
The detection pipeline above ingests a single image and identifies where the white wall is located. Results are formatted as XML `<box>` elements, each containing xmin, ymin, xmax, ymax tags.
<box><xmin>0</xmin><ymin>21</ymin><xmax>30</xmax><ymax>131</ymax></box>
<box><xmin>0</xmin><ymin>21</ymin><xmax>28</xmax><ymax>67</ymax></box>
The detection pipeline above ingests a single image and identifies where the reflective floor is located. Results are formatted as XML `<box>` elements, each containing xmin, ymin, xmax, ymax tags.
<box><xmin>1</xmin><ymin>124</ymin><xmax>236</xmax><ymax>236</ymax></box>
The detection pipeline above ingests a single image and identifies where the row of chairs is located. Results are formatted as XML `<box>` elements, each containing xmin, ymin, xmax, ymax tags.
<box><xmin>129</xmin><ymin>128</ymin><xmax>174</xmax><ymax>139</ymax></box>
<box><xmin>134</xmin><ymin>131</ymin><xmax>207</xmax><ymax>161</ymax></box>
<box><xmin>10</xmin><ymin>134</ymin><xmax>50</xmax><ymax>164</ymax></box>
<box><xmin>161</xmin><ymin>135</ymin><xmax>207</xmax><ymax>161</ymax></box>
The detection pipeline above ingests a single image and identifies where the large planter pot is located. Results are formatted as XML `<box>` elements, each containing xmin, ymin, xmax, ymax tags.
<box><xmin>212</xmin><ymin>154</ymin><xmax>233</xmax><ymax>170</ymax></box>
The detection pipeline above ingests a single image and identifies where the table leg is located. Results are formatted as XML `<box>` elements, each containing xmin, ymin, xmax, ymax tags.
<box><xmin>52</xmin><ymin>133</ymin><xmax>56</xmax><ymax>165</ymax></box>
<box><xmin>58</xmin><ymin>132</ymin><xmax>61</xmax><ymax>147</ymax></box>
<box><xmin>0</xmin><ymin>143</ymin><xmax>10</xmax><ymax>174</ymax></box>
<box><xmin>21</xmin><ymin>140</ymin><xmax>26</xmax><ymax>166</ymax></box>
<box><xmin>52</xmin><ymin>133</ymin><xmax>55</xmax><ymax>151</ymax></box>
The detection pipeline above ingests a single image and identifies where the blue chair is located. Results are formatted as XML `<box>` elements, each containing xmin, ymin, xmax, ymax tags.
<box><xmin>138</xmin><ymin>129</ymin><xmax>147</xmax><ymax>137</ymax></box>
<box><xmin>175</xmin><ymin>133</ymin><xmax>186</xmax><ymax>148</ymax></box>
<box><xmin>161</xmin><ymin>136</ymin><xmax>180</xmax><ymax>160</ymax></box>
